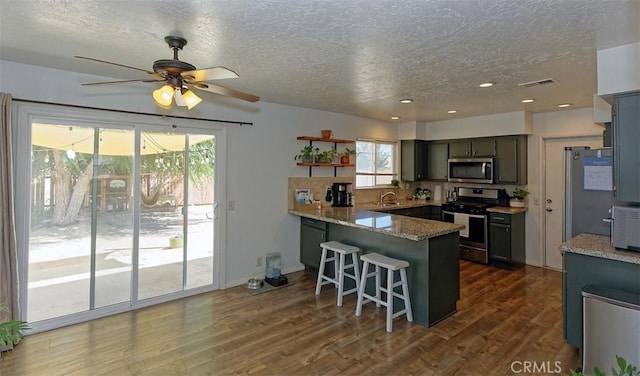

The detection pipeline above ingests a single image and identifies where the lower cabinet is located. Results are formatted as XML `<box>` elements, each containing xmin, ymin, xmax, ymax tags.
<box><xmin>428</xmin><ymin>206</ymin><xmax>442</xmax><ymax>220</ymax></box>
<box><xmin>488</xmin><ymin>212</ymin><xmax>525</xmax><ymax>267</ymax></box>
<box><xmin>383</xmin><ymin>205</ymin><xmax>442</xmax><ymax>220</ymax></box>
<box><xmin>300</xmin><ymin>217</ymin><xmax>327</xmax><ymax>270</ymax></box>
<box><xmin>563</xmin><ymin>252</ymin><xmax>640</xmax><ymax>351</ymax></box>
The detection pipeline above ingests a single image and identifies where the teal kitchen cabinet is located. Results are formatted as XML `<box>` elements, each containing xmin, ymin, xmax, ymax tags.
<box><xmin>488</xmin><ymin>212</ymin><xmax>525</xmax><ymax>267</ymax></box>
<box><xmin>426</xmin><ymin>142</ymin><xmax>449</xmax><ymax>181</ymax></box>
<box><xmin>612</xmin><ymin>92</ymin><xmax>640</xmax><ymax>203</ymax></box>
<box><xmin>401</xmin><ymin>140</ymin><xmax>427</xmax><ymax>181</ymax></box>
<box><xmin>563</xmin><ymin>250</ymin><xmax>640</xmax><ymax>352</ymax></box>
<box><xmin>300</xmin><ymin>217</ymin><xmax>327</xmax><ymax>271</ymax></box>
<box><xmin>448</xmin><ymin>138</ymin><xmax>495</xmax><ymax>158</ymax></box>
<box><xmin>495</xmin><ymin>135</ymin><xmax>527</xmax><ymax>184</ymax></box>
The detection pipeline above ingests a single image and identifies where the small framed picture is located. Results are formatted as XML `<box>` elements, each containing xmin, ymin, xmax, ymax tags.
<box><xmin>295</xmin><ymin>188</ymin><xmax>311</xmax><ymax>204</ymax></box>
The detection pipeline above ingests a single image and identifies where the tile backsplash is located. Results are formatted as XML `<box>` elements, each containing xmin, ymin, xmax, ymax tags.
<box><xmin>288</xmin><ymin>177</ymin><xmax>527</xmax><ymax>209</ymax></box>
<box><xmin>287</xmin><ymin>177</ymin><xmax>416</xmax><ymax>209</ymax></box>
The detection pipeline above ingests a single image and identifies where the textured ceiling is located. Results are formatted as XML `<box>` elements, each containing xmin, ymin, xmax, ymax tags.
<box><xmin>1</xmin><ymin>0</ymin><xmax>639</xmax><ymax>122</ymax></box>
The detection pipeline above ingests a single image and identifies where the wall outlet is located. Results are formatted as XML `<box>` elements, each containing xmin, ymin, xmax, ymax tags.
<box><xmin>228</xmin><ymin>200</ymin><xmax>235</xmax><ymax>210</ymax></box>
<box><xmin>256</xmin><ymin>256</ymin><xmax>262</xmax><ymax>267</ymax></box>
<box><xmin>533</xmin><ymin>197</ymin><xmax>539</xmax><ymax>205</ymax></box>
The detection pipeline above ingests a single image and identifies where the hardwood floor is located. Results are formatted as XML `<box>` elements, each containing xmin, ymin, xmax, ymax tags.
<box><xmin>1</xmin><ymin>261</ymin><xmax>579</xmax><ymax>375</ymax></box>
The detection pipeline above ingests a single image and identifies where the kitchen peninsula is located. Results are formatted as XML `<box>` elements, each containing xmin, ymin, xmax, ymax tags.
<box><xmin>289</xmin><ymin>203</ymin><xmax>464</xmax><ymax>327</ymax></box>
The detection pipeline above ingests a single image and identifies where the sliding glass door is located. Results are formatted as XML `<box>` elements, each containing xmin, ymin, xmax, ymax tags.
<box><xmin>26</xmin><ymin>119</ymin><xmax>218</xmax><ymax>325</ymax></box>
<box><xmin>137</xmin><ymin>131</ymin><xmax>215</xmax><ymax>300</ymax></box>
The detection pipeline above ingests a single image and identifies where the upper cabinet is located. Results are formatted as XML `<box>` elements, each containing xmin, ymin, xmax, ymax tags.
<box><xmin>402</xmin><ymin>135</ymin><xmax>528</xmax><ymax>185</ymax></box>
<box><xmin>401</xmin><ymin>139</ymin><xmax>427</xmax><ymax>181</ymax></box>
<box><xmin>426</xmin><ymin>142</ymin><xmax>449</xmax><ymax>181</ymax></box>
<box><xmin>495</xmin><ymin>135</ymin><xmax>527</xmax><ymax>184</ymax></box>
<box><xmin>448</xmin><ymin>138</ymin><xmax>495</xmax><ymax>158</ymax></box>
<box><xmin>613</xmin><ymin>92</ymin><xmax>640</xmax><ymax>202</ymax></box>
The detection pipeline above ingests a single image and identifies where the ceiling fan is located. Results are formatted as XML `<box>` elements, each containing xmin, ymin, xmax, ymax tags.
<box><xmin>75</xmin><ymin>36</ymin><xmax>260</xmax><ymax>110</ymax></box>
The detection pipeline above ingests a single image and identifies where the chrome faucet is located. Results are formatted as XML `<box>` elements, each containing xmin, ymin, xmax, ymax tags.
<box><xmin>380</xmin><ymin>191</ymin><xmax>398</xmax><ymax>205</ymax></box>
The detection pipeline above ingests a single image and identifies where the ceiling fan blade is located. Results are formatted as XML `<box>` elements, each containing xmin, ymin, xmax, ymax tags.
<box><xmin>181</xmin><ymin>66</ymin><xmax>239</xmax><ymax>82</ymax></box>
<box><xmin>81</xmin><ymin>79</ymin><xmax>166</xmax><ymax>86</ymax></box>
<box><xmin>189</xmin><ymin>82</ymin><xmax>260</xmax><ymax>103</ymax></box>
<box><xmin>75</xmin><ymin>56</ymin><xmax>161</xmax><ymax>77</ymax></box>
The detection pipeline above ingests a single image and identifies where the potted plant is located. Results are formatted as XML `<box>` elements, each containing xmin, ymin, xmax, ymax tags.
<box><xmin>295</xmin><ymin>145</ymin><xmax>320</xmax><ymax>163</ymax></box>
<box><xmin>340</xmin><ymin>148</ymin><xmax>357</xmax><ymax>164</ymax></box>
<box><xmin>510</xmin><ymin>187</ymin><xmax>529</xmax><ymax>207</ymax></box>
<box><xmin>570</xmin><ymin>355</ymin><xmax>638</xmax><ymax>376</ymax></box>
<box><xmin>324</xmin><ymin>148</ymin><xmax>340</xmax><ymax>164</ymax></box>
<box><xmin>391</xmin><ymin>179</ymin><xmax>400</xmax><ymax>188</ymax></box>
<box><xmin>316</xmin><ymin>150</ymin><xmax>331</xmax><ymax>164</ymax></box>
<box><xmin>413</xmin><ymin>187</ymin><xmax>431</xmax><ymax>200</ymax></box>
<box><xmin>0</xmin><ymin>301</ymin><xmax>29</xmax><ymax>357</ymax></box>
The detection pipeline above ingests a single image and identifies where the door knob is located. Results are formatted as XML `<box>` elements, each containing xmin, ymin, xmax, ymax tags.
<box><xmin>546</xmin><ymin>199</ymin><xmax>552</xmax><ymax>204</ymax></box>
<box><xmin>546</xmin><ymin>207</ymin><xmax>553</xmax><ymax>212</ymax></box>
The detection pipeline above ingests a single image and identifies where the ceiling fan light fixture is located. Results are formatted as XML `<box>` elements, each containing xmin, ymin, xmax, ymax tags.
<box><xmin>182</xmin><ymin>90</ymin><xmax>202</xmax><ymax>110</ymax></box>
<box><xmin>174</xmin><ymin>88</ymin><xmax>187</xmax><ymax>107</ymax></box>
<box><xmin>153</xmin><ymin>84</ymin><xmax>174</xmax><ymax>106</ymax></box>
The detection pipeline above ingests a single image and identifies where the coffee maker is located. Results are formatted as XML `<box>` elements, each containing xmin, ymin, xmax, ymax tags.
<box><xmin>332</xmin><ymin>182</ymin><xmax>352</xmax><ymax>207</ymax></box>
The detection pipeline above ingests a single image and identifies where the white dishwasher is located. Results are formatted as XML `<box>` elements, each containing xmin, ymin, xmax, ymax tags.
<box><xmin>582</xmin><ymin>285</ymin><xmax>640</xmax><ymax>375</ymax></box>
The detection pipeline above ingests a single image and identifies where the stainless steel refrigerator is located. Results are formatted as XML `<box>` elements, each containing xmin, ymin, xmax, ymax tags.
<box><xmin>563</xmin><ymin>147</ymin><xmax>615</xmax><ymax>240</ymax></box>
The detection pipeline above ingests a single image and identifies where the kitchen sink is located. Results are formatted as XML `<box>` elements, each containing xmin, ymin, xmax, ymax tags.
<box><xmin>379</xmin><ymin>202</ymin><xmax>401</xmax><ymax>207</ymax></box>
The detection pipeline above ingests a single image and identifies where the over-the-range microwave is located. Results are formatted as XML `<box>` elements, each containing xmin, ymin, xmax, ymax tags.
<box><xmin>448</xmin><ymin>158</ymin><xmax>494</xmax><ymax>184</ymax></box>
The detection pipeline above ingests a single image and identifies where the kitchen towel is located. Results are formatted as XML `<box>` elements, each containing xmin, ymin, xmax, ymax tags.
<box><xmin>453</xmin><ymin>213</ymin><xmax>469</xmax><ymax>238</ymax></box>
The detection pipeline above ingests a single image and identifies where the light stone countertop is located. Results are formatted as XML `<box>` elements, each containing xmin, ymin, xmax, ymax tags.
<box><xmin>356</xmin><ymin>199</ymin><xmax>445</xmax><ymax>211</ymax></box>
<box><xmin>289</xmin><ymin>204</ymin><xmax>463</xmax><ymax>242</ymax></box>
<box><xmin>486</xmin><ymin>206</ymin><xmax>527</xmax><ymax>214</ymax></box>
<box><xmin>560</xmin><ymin>233</ymin><xmax>640</xmax><ymax>265</ymax></box>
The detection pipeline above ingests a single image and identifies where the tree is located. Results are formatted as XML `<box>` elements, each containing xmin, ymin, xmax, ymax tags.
<box><xmin>32</xmin><ymin>136</ymin><xmax>215</xmax><ymax>227</ymax></box>
<box><xmin>50</xmin><ymin>150</ymin><xmax>93</xmax><ymax>225</ymax></box>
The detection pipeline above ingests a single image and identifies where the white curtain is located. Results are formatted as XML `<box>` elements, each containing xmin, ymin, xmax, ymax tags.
<box><xmin>0</xmin><ymin>93</ymin><xmax>19</xmax><ymax>321</ymax></box>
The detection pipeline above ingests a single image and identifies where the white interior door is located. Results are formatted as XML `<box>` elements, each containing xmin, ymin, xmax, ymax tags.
<box><xmin>543</xmin><ymin>136</ymin><xmax>602</xmax><ymax>269</ymax></box>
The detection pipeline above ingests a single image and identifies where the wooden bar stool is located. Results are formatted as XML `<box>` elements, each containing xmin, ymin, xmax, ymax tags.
<box><xmin>315</xmin><ymin>241</ymin><xmax>361</xmax><ymax>306</ymax></box>
<box><xmin>355</xmin><ymin>252</ymin><xmax>413</xmax><ymax>332</ymax></box>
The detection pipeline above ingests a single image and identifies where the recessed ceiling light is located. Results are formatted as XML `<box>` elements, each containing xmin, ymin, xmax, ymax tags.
<box><xmin>557</xmin><ymin>103</ymin><xmax>572</xmax><ymax>108</ymax></box>
<box><xmin>447</xmin><ymin>110</ymin><xmax>458</xmax><ymax>114</ymax></box>
<box><xmin>399</xmin><ymin>99</ymin><xmax>414</xmax><ymax>104</ymax></box>
<box><xmin>479</xmin><ymin>82</ymin><xmax>495</xmax><ymax>88</ymax></box>
<box><xmin>391</xmin><ymin>116</ymin><xmax>400</xmax><ymax>120</ymax></box>
<box><xmin>521</xmin><ymin>99</ymin><xmax>535</xmax><ymax>103</ymax></box>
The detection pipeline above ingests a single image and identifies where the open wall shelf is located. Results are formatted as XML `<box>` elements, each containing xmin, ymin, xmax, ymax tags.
<box><xmin>296</xmin><ymin>136</ymin><xmax>355</xmax><ymax>176</ymax></box>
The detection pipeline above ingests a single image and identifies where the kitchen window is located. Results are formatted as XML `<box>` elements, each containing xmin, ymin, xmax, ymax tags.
<box><xmin>355</xmin><ymin>139</ymin><xmax>398</xmax><ymax>188</ymax></box>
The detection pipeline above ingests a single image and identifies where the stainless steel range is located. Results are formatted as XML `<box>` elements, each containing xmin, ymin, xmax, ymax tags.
<box><xmin>442</xmin><ymin>187</ymin><xmax>505</xmax><ymax>264</ymax></box>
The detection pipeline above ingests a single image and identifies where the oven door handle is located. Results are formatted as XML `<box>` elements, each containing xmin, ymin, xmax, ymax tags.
<box><xmin>442</xmin><ymin>210</ymin><xmax>485</xmax><ymax>219</ymax></box>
